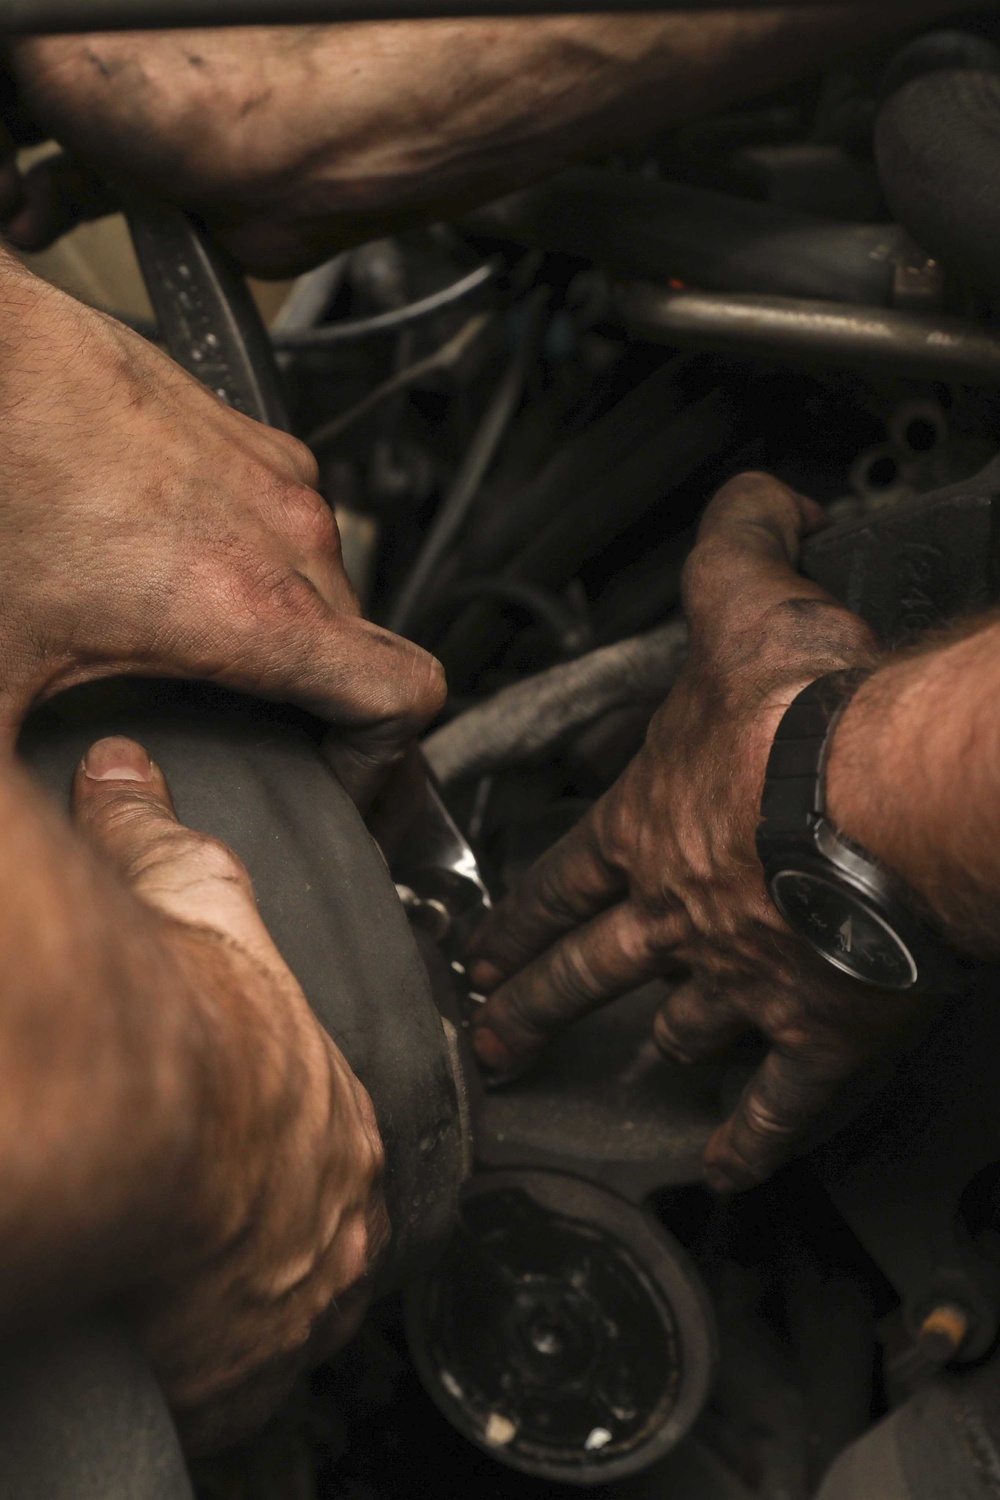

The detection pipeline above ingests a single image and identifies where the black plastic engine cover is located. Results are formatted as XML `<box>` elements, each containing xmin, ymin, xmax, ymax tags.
<box><xmin>800</xmin><ymin>470</ymin><xmax>1000</xmax><ymax>642</ymax></box>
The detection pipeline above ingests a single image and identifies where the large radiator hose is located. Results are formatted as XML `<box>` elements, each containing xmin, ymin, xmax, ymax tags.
<box><xmin>876</xmin><ymin>35</ymin><xmax>1000</xmax><ymax>301</ymax></box>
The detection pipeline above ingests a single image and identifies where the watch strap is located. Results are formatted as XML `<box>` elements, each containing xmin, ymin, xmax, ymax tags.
<box><xmin>758</xmin><ymin>669</ymin><xmax>871</xmax><ymax>844</ymax></box>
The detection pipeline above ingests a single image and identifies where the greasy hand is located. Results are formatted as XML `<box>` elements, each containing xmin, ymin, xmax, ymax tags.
<box><xmin>73</xmin><ymin>735</ymin><xmax>386</xmax><ymax>1452</ymax></box>
<box><xmin>0</xmin><ymin>265</ymin><xmax>443</xmax><ymax>802</ymax></box>
<box><xmin>469</xmin><ymin>472</ymin><xmax>909</xmax><ymax>1192</ymax></box>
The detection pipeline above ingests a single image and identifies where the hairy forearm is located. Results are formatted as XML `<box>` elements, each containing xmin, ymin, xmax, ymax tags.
<box><xmin>10</xmin><ymin>2</ymin><xmax>969</xmax><ymax>274</ymax></box>
<box><xmin>827</xmin><ymin>615</ymin><xmax>1000</xmax><ymax>954</ymax></box>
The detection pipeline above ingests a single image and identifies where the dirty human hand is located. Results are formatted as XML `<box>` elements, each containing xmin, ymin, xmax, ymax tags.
<box><xmin>0</xmin><ymin>735</ymin><xmax>384</xmax><ymax>1452</ymax></box>
<box><xmin>0</xmin><ymin>254</ymin><xmax>443</xmax><ymax>801</ymax></box>
<box><xmin>0</xmin><ymin>4</ymin><xmax>969</xmax><ymax>275</ymax></box>
<box><xmin>467</xmin><ymin>473</ymin><xmax>914</xmax><ymax>1193</ymax></box>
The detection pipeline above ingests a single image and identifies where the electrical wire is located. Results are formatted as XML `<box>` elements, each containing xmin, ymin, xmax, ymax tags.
<box><xmin>307</xmin><ymin>313</ymin><xmax>491</xmax><ymax>451</ymax></box>
<box><xmin>271</xmin><ymin>261</ymin><xmax>497</xmax><ymax>349</ymax></box>
<box><xmin>425</xmin><ymin>576</ymin><xmax>593</xmax><ymax>658</ymax></box>
<box><xmin>382</xmin><ymin>287</ymin><xmax>549</xmax><ymax>637</ymax></box>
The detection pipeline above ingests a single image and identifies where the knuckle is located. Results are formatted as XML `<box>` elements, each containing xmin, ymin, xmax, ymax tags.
<box><xmin>273</xmin><ymin>430</ymin><xmax>320</xmax><ymax>487</ymax></box>
<box><xmin>549</xmin><ymin>941</ymin><xmax>602</xmax><ymax>1005</ymax></box>
<box><xmin>653</xmin><ymin>1011</ymin><xmax>692</xmax><ymax>1062</ymax></box>
<box><xmin>533</xmin><ymin>865</ymin><xmax>582</xmax><ymax>928</ymax></box>
<box><xmin>235</xmin><ymin>559</ymin><xmax>313</xmax><ymax>626</ymax></box>
<box><xmin>765</xmin><ymin>596</ymin><xmax>877</xmax><ymax>663</ymax></box>
<box><xmin>408</xmin><ymin>646</ymin><xmax>447</xmax><ymax>723</ymax></box>
<box><xmin>285</xmin><ymin>485</ymin><xmax>342</xmax><ymax>561</ymax></box>
<box><xmin>372</xmin><ymin>637</ymin><xmax>447</xmax><ymax>731</ymax></box>
<box><xmin>680</xmin><ymin>539</ymin><xmax>719</xmax><ymax>602</ymax></box>
<box><xmin>182</xmin><ymin>833</ymin><xmax>253</xmax><ymax>892</ymax></box>
<box><xmin>712</xmin><ymin>470</ymin><xmax>795</xmax><ymax>517</ymax></box>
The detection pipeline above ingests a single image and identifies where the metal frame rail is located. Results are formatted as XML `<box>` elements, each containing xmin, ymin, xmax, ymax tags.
<box><xmin>6</xmin><ymin>0</ymin><xmax>993</xmax><ymax>34</ymax></box>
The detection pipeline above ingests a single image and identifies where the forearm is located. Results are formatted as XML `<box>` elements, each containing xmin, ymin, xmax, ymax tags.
<box><xmin>10</xmin><ymin>3</ymin><xmax>969</xmax><ymax>275</ymax></box>
<box><xmin>826</xmin><ymin>615</ymin><xmax>1000</xmax><ymax>955</ymax></box>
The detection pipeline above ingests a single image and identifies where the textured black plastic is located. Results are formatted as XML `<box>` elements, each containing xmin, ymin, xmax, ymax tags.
<box><xmin>800</xmin><ymin>478</ymin><xmax>1000</xmax><ymax>643</ymax></box>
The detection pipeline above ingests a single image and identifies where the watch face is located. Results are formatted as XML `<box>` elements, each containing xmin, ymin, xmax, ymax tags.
<box><xmin>771</xmin><ymin>870</ymin><xmax>918</xmax><ymax>990</ymax></box>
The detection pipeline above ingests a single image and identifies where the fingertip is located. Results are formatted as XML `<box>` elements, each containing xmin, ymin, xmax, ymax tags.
<box><xmin>74</xmin><ymin>737</ymin><xmax>174</xmax><ymax>814</ymax></box>
<box><xmin>702</xmin><ymin>1128</ymin><xmax>749</xmax><ymax>1195</ymax></box>
<box><xmin>81</xmin><ymin>736</ymin><xmax>154</xmax><ymax>784</ymax></box>
<box><xmin>466</xmin><ymin>957</ymin><xmax>504</xmax><ymax>993</ymax></box>
<box><xmin>795</xmin><ymin>492</ymin><xmax>829</xmax><ymax>536</ymax></box>
<box><xmin>470</xmin><ymin>1022</ymin><xmax>516</xmax><ymax>1076</ymax></box>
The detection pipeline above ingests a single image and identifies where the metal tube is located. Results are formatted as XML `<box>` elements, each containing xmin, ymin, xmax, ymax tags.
<box><xmin>616</xmin><ymin>284</ymin><xmax>1000</xmax><ymax>387</ymax></box>
<box><xmin>2</xmin><ymin>0</ymin><xmax>982</xmax><ymax>34</ymax></box>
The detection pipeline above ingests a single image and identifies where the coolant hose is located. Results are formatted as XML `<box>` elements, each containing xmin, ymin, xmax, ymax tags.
<box><xmin>876</xmin><ymin>52</ymin><xmax>1000</xmax><ymax>301</ymax></box>
<box><xmin>424</xmin><ymin>620</ymin><xmax>688</xmax><ymax>785</ymax></box>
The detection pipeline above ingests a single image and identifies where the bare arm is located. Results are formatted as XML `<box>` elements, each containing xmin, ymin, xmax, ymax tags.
<box><xmin>4</xmin><ymin>2</ymin><xmax>972</xmax><ymax>274</ymax></box>
<box><xmin>827</xmin><ymin>616</ymin><xmax>1000</xmax><ymax>955</ymax></box>
<box><xmin>0</xmin><ymin>735</ymin><xmax>383</xmax><ymax>1451</ymax></box>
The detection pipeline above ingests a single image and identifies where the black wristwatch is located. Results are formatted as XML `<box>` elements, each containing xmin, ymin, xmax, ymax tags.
<box><xmin>756</xmin><ymin>671</ymin><xmax>964</xmax><ymax>993</ymax></box>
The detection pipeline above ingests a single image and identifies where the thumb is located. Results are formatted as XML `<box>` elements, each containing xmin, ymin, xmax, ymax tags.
<box><xmin>682</xmin><ymin>471</ymin><xmax>835</xmax><ymax>640</ymax></box>
<box><xmin>73</xmin><ymin>736</ymin><xmax>275</xmax><ymax>965</ymax></box>
<box><xmin>224</xmin><ymin>589</ymin><xmax>446</xmax><ymax>810</ymax></box>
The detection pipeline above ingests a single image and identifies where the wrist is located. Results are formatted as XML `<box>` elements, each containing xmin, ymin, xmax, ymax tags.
<box><xmin>824</xmin><ymin>645</ymin><xmax>973</xmax><ymax>940</ymax></box>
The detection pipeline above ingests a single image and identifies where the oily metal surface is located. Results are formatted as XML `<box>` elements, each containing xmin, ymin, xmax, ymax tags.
<box><xmin>475</xmin><ymin>985</ymin><xmax>723</xmax><ymax>1198</ymax></box>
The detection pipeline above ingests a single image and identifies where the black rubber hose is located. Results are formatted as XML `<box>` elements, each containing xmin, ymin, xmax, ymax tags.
<box><xmin>876</xmin><ymin>62</ymin><xmax>1000</xmax><ymax>301</ymax></box>
<box><xmin>461</xmin><ymin>355</ymin><xmax>690</xmax><ymax>579</ymax></box>
<box><xmin>435</xmin><ymin>389</ymin><xmax>736</xmax><ymax>684</ymax></box>
<box><xmin>467</xmin><ymin>168</ymin><xmax>912</xmax><ymax>307</ymax></box>
<box><xmin>0</xmin><ymin>1319</ymin><xmax>192</xmax><ymax>1500</ymax></box>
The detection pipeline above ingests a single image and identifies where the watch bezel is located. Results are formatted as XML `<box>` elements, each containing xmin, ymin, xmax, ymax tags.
<box><xmin>769</xmin><ymin>862</ymin><xmax>919</xmax><ymax>990</ymax></box>
<box><xmin>759</xmin><ymin>818</ymin><xmax>930</xmax><ymax>992</ymax></box>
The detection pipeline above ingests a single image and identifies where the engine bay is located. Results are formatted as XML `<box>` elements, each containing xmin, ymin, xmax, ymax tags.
<box><xmin>10</xmin><ymin>8</ymin><xmax>1000</xmax><ymax>1499</ymax></box>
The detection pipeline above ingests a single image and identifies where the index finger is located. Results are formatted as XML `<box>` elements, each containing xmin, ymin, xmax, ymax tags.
<box><xmin>682</xmin><ymin>471</ymin><xmax>835</xmax><ymax>639</ymax></box>
<box><xmin>466</xmin><ymin>799</ymin><xmax>625</xmax><ymax>993</ymax></box>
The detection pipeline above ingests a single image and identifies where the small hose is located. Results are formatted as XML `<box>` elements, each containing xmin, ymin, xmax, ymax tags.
<box><xmin>272</xmin><ymin>261</ymin><xmax>497</xmax><ymax>349</ymax></box>
<box><xmin>383</xmin><ymin>288</ymin><xmax>548</xmax><ymax>636</ymax></box>
<box><xmin>424</xmin><ymin>619</ymin><xmax>687</xmax><ymax>785</ymax></box>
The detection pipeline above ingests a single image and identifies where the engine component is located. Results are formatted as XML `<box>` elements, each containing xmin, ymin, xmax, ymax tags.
<box><xmin>817</xmin><ymin>1319</ymin><xmax>1000</xmax><ymax>1500</ymax></box>
<box><xmin>615</xmin><ymin>284</ymin><xmax>1000</xmax><ymax>387</ymax></box>
<box><xmin>0</xmin><ymin>1320</ymin><xmax>192</xmax><ymax>1500</ymax></box>
<box><xmin>799</xmin><ymin>467</ymin><xmax>1000</xmax><ymax>645</ymax></box>
<box><xmin>877</xmin><ymin>59</ymin><xmax>1000</xmax><ymax>303</ymax></box>
<box><xmin>405</xmin><ymin>1170</ymin><xmax>716</xmax><ymax>1487</ymax></box>
<box><xmin>470</xmin><ymin>168</ymin><xmax>920</xmax><ymax>307</ymax></box>
<box><xmin>125</xmin><ymin>194</ymin><xmax>291</xmax><ymax>428</ymax></box>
